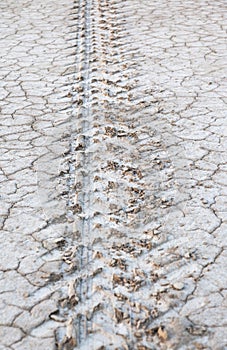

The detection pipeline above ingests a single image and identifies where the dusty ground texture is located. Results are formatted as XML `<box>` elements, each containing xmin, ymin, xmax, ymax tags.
<box><xmin>0</xmin><ymin>0</ymin><xmax>226</xmax><ymax>350</ymax></box>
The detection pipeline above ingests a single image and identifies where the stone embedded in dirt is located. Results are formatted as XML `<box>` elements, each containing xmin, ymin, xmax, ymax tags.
<box><xmin>186</xmin><ymin>325</ymin><xmax>207</xmax><ymax>336</ymax></box>
<box><xmin>49</xmin><ymin>312</ymin><xmax>65</xmax><ymax>322</ymax></box>
<box><xmin>151</xmin><ymin>308</ymin><xmax>159</xmax><ymax>318</ymax></box>
<box><xmin>54</xmin><ymin>237</ymin><xmax>66</xmax><ymax>248</ymax></box>
<box><xmin>93</xmin><ymin>250</ymin><xmax>103</xmax><ymax>259</ymax></box>
<box><xmin>48</xmin><ymin>272</ymin><xmax>63</xmax><ymax>282</ymax></box>
<box><xmin>134</xmin><ymin>331</ymin><xmax>142</xmax><ymax>338</ymax></box>
<box><xmin>115</xmin><ymin>308</ymin><xmax>124</xmax><ymax>323</ymax></box>
<box><xmin>68</xmin><ymin>280</ymin><xmax>79</xmax><ymax>306</ymax></box>
<box><xmin>172</xmin><ymin>282</ymin><xmax>184</xmax><ymax>290</ymax></box>
<box><xmin>158</xmin><ymin>326</ymin><xmax>168</xmax><ymax>341</ymax></box>
<box><xmin>114</xmin><ymin>292</ymin><xmax>128</xmax><ymax>301</ymax></box>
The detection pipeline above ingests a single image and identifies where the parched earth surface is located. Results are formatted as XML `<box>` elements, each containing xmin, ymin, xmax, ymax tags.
<box><xmin>0</xmin><ymin>0</ymin><xmax>226</xmax><ymax>349</ymax></box>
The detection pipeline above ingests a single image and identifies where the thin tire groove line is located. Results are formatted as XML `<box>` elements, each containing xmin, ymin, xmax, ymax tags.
<box><xmin>77</xmin><ymin>0</ymin><xmax>93</xmax><ymax>344</ymax></box>
<box><xmin>69</xmin><ymin>0</ymin><xmax>87</xmax><ymax>345</ymax></box>
<box><xmin>82</xmin><ymin>0</ymin><xmax>92</xmax><ymax>342</ymax></box>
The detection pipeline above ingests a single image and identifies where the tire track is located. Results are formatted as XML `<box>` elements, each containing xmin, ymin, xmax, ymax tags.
<box><xmin>56</xmin><ymin>1</ymin><xmax>182</xmax><ymax>349</ymax></box>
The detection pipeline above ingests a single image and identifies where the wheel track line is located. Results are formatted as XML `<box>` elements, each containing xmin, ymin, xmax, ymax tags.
<box><xmin>78</xmin><ymin>0</ymin><xmax>93</xmax><ymax>342</ymax></box>
<box><xmin>58</xmin><ymin>0</ymin><xmax>94</xmax><ymax>346</ymax></box>
<box><xmin>58</xmin><ymin>0</ymin><xmax>181</xmax><ymax>349</ymax></box>
<box><xmin>84</xmin><ymin>0</ymin><xmax>153</xmax><ymax>346</ymax></box>
<box><xmin>73</xmin><ymin>0</ymin><xmax>94</xmax><ymax>343</ymax></box>
<box><xmin>79</xmin><ymin>0</ymin><xmax>155</xmax><ymax>348</ymax></box>
<box><xmin>68</xmin><ymin>0</ymin><xmax>111</xmax><ymax>344</ymax></box>
<box><xmin>69</xmin><ymin>0</ymin><xmax>137</xmax><ymax>346</ymax></box>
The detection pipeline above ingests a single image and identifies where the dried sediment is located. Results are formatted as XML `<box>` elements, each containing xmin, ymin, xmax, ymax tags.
<box><xmin>0</xmin><ymin>0</ymin><xmax>226</xmax><ymax>349</ymax></box>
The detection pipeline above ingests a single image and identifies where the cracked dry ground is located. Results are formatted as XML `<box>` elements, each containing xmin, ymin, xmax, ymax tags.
<box><xmin>0</xmin><ymin>0</ymin><xmax>226</xmax><ymax>349</ymax></box>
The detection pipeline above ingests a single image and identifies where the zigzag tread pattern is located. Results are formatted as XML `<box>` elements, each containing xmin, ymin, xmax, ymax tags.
<box><xmin>54</xmin><ymin>1</ymin><xmax>195</xmax><ymax>349</ymax></box>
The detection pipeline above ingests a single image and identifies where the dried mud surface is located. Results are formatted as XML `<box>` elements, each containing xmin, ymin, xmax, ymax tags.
<box><xmin>0</xmin><ymin>0</ymin><xmax>226</xmax><ymax>349</ymax></box>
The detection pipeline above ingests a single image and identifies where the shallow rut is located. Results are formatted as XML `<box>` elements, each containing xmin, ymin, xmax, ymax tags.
<box><xmin>54</xmin><ymin>1</ymin><xmax>184</xmax><ymax>349</ymax></box>
<box><xmin>1</xmin><ymin>0</ymin><xmax>226</xmax><ymax>348</ymax></box>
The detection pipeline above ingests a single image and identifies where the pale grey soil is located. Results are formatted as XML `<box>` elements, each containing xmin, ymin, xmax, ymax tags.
<box><xmin>0</xmin><ymin>0</ymin><xmax>226</xmax><ymax>349</ymax></box>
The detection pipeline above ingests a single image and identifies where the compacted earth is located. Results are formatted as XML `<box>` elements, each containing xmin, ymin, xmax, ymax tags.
<box><xmin>0</xmin><ymin>0</ymin><xmax>226</xmax><ymax>349</ymax></box>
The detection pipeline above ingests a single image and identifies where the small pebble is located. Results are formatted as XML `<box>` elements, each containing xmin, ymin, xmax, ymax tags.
<box><xmin>172</xmin><ymin>282</ymin><xmax>184</xmax><ymax>290</ymax></box>
<box><xmin>158</xmin><ymin>326</ymin><xmax>168</xmax><ymax>341</ymax></box>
